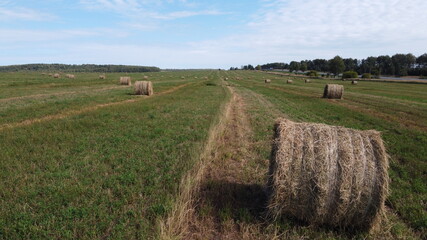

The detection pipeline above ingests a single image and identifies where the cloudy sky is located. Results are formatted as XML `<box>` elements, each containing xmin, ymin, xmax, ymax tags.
<box><xmin>0</xmin><ymin>0</ymin><xmax>426</xmax><ymax>68</ymax></box>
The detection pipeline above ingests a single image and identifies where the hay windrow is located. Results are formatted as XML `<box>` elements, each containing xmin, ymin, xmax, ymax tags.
<box><xmin>120</xmin><ymin>76</ymin><xmax>132</xmax><ymax>85</ymax></box>
<box><xmin>323</xmin><ymin>84</ymin><xmax>344</xmax><ymax>99</ymax></box>
<box><xmin>134</xmin><ymin>81</ymin><xmax>153</xmax><ymax>96</ymax></box>
<box><xmin>268</xmin><ymin>118</ymin><xmax>389</xmax><ymax>231</ymax></box>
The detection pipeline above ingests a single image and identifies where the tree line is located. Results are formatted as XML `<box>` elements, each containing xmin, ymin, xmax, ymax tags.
<box><xmin>234</xmin><ymin>53</ymin><xmax>427</xmax><ymax>77</ymax></box>
<box><xmin>0</xmin><ymin>64</ymin><xmax>160</xmax><ymax>73</ymax></box>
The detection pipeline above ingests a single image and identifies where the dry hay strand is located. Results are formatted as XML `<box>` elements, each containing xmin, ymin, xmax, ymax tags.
<box><xmin>305</xmin><ymin>79</ymin><xmax>311</xmax><ymax>83</ymax></box>
<box><xmin>99</xmin><ymin>74</ymin><xmax>106</xmax><ymax>79</ymax></box>
<box><xmin>268</xmin><ymin>118</ymin><xmax>389</xmax><ymax>231</ymax></box>
<box><xmin>53</xmin><ymin>73</ymin><xmax>60</xmax><ymax>78</ymax></box>
<box><xmin>265</xmin><ymin>79</ymin><xmax>272</xmax><ymax>83</ymax></box>
<box><xmin>352</xmin><ymin>80</ymin><xmax>358</xmax><ymax>85</ymax></box>
<box><xmin>66</xmin><ymin>74</ymin><xmax>75</xmax><ymax>79</ymax></box>
<box><xmin>287</xmin><ymin>80</ymin><xmax>293</xmax><ymax>84</ymax></box>
<box><xmin>323</xmin><ymin>84</ymin><xmax>344</xmax><ymax>99</ymax></box>
<box><xmin>134</xmin><ymin>81</ymin><xmax>153</xmax><ymax>96</ymax></box>
<box><xmin>119</xmin><ymin>76</ymin><xmax>132</xmax><ymax>86</ymax></box>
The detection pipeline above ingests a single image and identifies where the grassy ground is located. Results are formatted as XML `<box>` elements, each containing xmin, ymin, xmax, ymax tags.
<box><xmin>0</xmin><ymin>70</ymin><xmax>425</xmax><ymax>239</ymax></box>
<box><xmin>221</xmin><ymin>71</ymin><xmax>426</xmax><ymax>239</ymax></box>
<box><xmin>0</xmin><ymin>71</ymin><xmax>227</xmax><ymax>239</ymax></box>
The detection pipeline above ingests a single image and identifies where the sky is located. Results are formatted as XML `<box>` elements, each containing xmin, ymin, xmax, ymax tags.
<box><xmin>0</xmin><ymin>0</ymin><xmax>426</xmax><ymax>69</ymax></box>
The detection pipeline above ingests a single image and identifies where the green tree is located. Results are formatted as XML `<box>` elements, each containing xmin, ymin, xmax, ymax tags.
<box><xmin>300</xmin><ymin>61</ymin><xmax>308</xmax><ymax>71</ymax></box>
<box><xmin>328</xmin><ymin>56</ymin><xmax>345</xmax><ymax>75</ymax></box>
<box><xmin>289</xmin><ymin>61</ymin><xmax>301</xmax><ymax>72</ymax></box>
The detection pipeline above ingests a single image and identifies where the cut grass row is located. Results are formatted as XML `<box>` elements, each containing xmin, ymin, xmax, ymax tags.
<box><xmin>0</xmin><ymin>72</ymin><xmax>228</xmax><ymax>239</ymax></box>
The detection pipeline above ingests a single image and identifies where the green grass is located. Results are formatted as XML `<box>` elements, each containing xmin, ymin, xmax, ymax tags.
<box><xmin>0</xmin><ymin>70</ymin><xmax>425</xmax><ymax>239</ymax></box>
<box><xmin>0</xmin><ymin>71</ymin><xmax>227</xmax><ymax>239</ymax></box>
<box><xmin>225</xmin><ymin>70</ymin><xmax>426</xmax><ymax>238</ymax></box>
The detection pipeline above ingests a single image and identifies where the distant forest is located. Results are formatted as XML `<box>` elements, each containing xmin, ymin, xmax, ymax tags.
<box><xmin>0</xmin><ymin>64</ymin><xmax>160</xmax><ymax>73</ymax></box>
<box><xmin>237</xmin><ymin>53</ymin><xmax>427</xmax><ymax>77</ymax></box>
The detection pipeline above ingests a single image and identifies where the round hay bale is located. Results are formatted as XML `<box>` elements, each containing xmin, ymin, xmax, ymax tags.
<box><xmin>66</xmin><ymin>74</ymin><xmax>75</xmax><ymax>79</ymax></box>
<box><xmin>120</xmin><ymin>76</ymin><xmax>131</xmax><ymax>86</ymax></box>
<box><xmin>53</xmin><ymin>73</ymin><xmax>60</xmax><ymax>78</ymax></box>
<box><xmin>265</xmin><ymin>79</ymin><xmax>271</xmax><ymax>83</ymax></box>
<box><xmin>144</xmin><ymin>76</ymin><xmax>149</xmax><ymax>79</ymax></box>
<box><xmin>323</xmin><ymin>84</ymin><xmax>344</xmax><ymax>99</ymax></box>
<box><xmin>268</xmin><ymin>119</ymin><xmax>389</xmax><ymax>231</ymax></box>
<box><xmin>99</xmin><ymin>74</ymin><xmax>106</xmax><ymax>79</ymax></box>
<box><xmin>352</xmin><ymin>80</ymin><xmax>358</xmax><ymax>85</ymax></box>
<box><xmin>287</xmin><ymin>80</ymin><xmax>293</xmax><ymax>84</ymax></box>
<box><xmin>305</xmin><ymin>79</ymin><xmax>311</xmax><ymax>83</ymax></box>
<box><xmin>134</xmin><ymin>81</ymin><xmax>153</xmax><ymax>96</ymax></box>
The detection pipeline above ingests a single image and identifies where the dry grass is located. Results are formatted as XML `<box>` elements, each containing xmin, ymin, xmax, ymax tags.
<box><xmin>323</xmin><ymin>84</ymin><xmax>344</xmax><ymax>99</ymax></box>
<box><xmin>119</xmin><ymin>76</ymin><xmax>132</xmax><ymax>86</ymax></box>
<box><xmin>134</xmin><ymin>81</ymin><xmax>153</xmax><ymax>96</ymax></box>
<box><xmin>268</xmin><ymin>118</ymin><xmax>389</xmax><ymax>232</ymax></box>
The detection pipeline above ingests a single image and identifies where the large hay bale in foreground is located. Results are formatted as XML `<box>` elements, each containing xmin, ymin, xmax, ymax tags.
<box><xmin>323</xmin><ymin>84</ymin><xmax>344</xmax><ymax>99</ymax></box>
<box><xmin>120</xmin><ymin>76</ymin><xmax>131</xmax><ymax>85</ymax></box>
<box><xmin>268</xmin><ymin>119</ymin><xmax>389</xmax><ymax>231</ymax></box>
<box><xmin>265</xmin><ymin>79</ymin><xmax>271</xmax><ymax>83</ymax></box>
<box><xmin>134</xmin><ymin>81</ymin><xmax>153</xmax><ymax>96</ymax></box>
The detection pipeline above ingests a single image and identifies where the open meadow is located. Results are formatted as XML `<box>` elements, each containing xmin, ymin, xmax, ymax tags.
<box><xmin>0</xmin><ymin>71</ymin><xmax>426</xmax><ymax>239</ymax></box>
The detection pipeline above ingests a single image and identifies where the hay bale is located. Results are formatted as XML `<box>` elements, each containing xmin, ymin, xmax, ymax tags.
<box><xmin>305</xmin><ymin>79</ymin><xmax>311</xmax><ymax>83</ymax></box>
<box><xmin>323</xmin><ymin>84</ymin><xmax>344</xmax><ymax>99</ymax></box>
<box><xmin>66</xmin><ymin>74</ymin><xmax>75</xmax><ymax>79</ymax></box>
<box><xmin>134</xmin><ymin>81</ymin><xmax>153</xmax><ymax>96</ymax></box>
<box><xmin>265</xmin><ymin>79</ymin><xmax>271</xmax><ymax>83</ymax></box>
<box><xmin>120</xmin><ymin>76</ymin><xmax>131</xmax><ymax>85</ymax></box>
<box><xmin>352</xmin><ymin>80</ymin><xmax>358</xmax><ymax>85</ymax></box>
<box><xmin>48</xmin><ymin>73</ymin><xmax>53</xmax><ymax>77</ymax></box>
<box><xmin>144</xmin><ymin>76</ymin><xmax>149</xmax><ymax>79</ymax></box>
<box><xmin>287</xmin><ymin>80</ymin><xmax>293</xmax><ymax>84</ymax></box>
<box><xmin>99</xmin><ymin>74</ymin><xmax>106</xmax><ymax>79</ymax></box>
<box><xmin>53</xmin><ymin>73</ymin><xmax>60</xmax><ymax>78</ymax></box>
<box><xmin>268</xmin><ymin>119</ymin><xmax>389</xmax><ymax>231</ymax></box>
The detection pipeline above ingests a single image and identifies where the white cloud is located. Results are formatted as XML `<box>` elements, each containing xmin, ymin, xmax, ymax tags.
<box><xmin>243</xmin><ymin>0</ymin><xmax>427</xmax><ymax>59</ymax></box>
<box><xmin>0</xmin><ymin>6</ymin><xmax>55</xmax><ymax>21</ymax></box>
<box><xmin>79</xmin><ymin>0</ymin><xmax>228</xmax><ymax>20</ymax></box>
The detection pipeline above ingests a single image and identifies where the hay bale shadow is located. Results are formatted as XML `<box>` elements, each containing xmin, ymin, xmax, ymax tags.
<box><xmin>197</xmin><ymin>180</ymin><xmax>267</xmax><ymax>224</ymax></box>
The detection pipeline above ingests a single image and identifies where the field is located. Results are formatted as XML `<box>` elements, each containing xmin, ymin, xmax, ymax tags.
<box><xmin>0</xmin><ymin>71</ymin><xmax>425</xmax><ymax>239</ymax></box>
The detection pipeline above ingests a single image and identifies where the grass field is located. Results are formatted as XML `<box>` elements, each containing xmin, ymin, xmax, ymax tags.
<box><xmin>0</xmin><ymin>71</ymin><xmax>425</xmax><ymax>239</ymax></box>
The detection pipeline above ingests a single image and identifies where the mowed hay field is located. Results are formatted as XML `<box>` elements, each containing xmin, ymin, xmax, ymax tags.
<box><xmin>0</xmin><ymin>71</ymin><xmax>426</xmax><ymax>239</ymax></box>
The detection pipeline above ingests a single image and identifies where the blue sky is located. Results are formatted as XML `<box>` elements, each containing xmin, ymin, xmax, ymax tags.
<box><xmin>0</xmin><ymin>0</ymin><xmax>426</xmax><ymax>68</ymax></box>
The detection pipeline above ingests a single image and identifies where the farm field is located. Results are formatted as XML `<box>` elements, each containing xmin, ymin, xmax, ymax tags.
<box><xmin>0</xmin><ymin>71</ymin><xmax>426</xmax><ymax>239</ymax></box>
